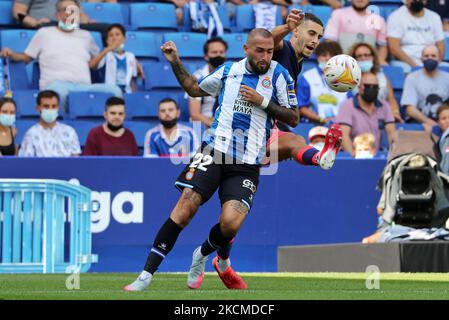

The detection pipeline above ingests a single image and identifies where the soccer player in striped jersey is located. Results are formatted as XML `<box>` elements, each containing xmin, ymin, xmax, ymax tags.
<box><xmin>124</xmin><ymin>28</ymin><xmax>301</xmax><ymax>291</ymax></box>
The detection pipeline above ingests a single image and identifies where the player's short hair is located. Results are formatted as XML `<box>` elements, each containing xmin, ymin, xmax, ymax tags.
<box><xmin>56</xmin><ymin>0</ymin><xmax>80</xmax><ymax>11</ymax></box>
<box><xmin>0</xmin><ymin>97</ymin><xmax>17</xmax><ymax>111</ymax></box>
<box><xmin>303</xmin><ymin>12</ymin><xmax>323</xmax><ymax>28</ymax></box>
<box><xmin>203</xmin><ymin>37</ymin><xmax>228</xmax><ymax>55</ymax></box>
<box><xmin>348</xmin><ymin>42</ymin><xmax>380</xmax><ymax>74</ymax></box>
<box><xmin>353</xmin><ymin>133</ymin><xmax>376</xmax><ymax>149</ymax></box>
<box><xmin>247</xmin><ymin>28</ymin><xmax>273</xmax><ymax>44</ymax></box>
<box><xmin>105</xmin><ymin>97</ymin><xmax>125</xmax><ymax>111</ymax></box>
<box><xmin>107</xmin><ymin>24</ymin><xmax>126</xmax><ymax>37</ymax></box>
<box><xmin>37</xmin><ymin>90</ymin><xmax>60</xmax><ymax>105</ymax></box>
<box><xmin>314</xmin><ymin>41</ymin><xmax>342</xmax><ymax>58</ymax></box>
<box><xmin>158</xmin><ymin>98</ymin><xmax>179</xmax><ymax>109</ymax></box>
<box><xmin>436</xmin><ymin>99</ymin><xmax>449</xmax><ymax>120</ymax></box>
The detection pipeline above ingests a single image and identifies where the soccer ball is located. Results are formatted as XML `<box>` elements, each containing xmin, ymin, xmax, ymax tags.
<box><xmin>323</xmin><ymin>54</ymin><xmax>361</xmax><ymax>93</ymax></box>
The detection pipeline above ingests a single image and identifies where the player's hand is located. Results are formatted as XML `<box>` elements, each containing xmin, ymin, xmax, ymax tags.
<box><xmin>161</xmin><ymin>41</ymin><xmax>180</xmax><ymax>63</ymax></box>
<box><xmin>286</xmin><ymin>8</ymin><xmax>304</xmax><ymax>32</ymax></box>
<box><xmin>239</xmin><ymin>85</ymin><xmax>264</xmax><ymax>106</ymax></box>
<box><xmin>0</xmin><ymin>48</ymin><xmax>13</xmax><ymax>58</ymax></box>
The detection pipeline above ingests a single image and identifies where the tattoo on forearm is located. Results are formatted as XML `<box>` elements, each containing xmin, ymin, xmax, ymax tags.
<box><xmin>182</xmin><ymin>189</ymin><xmax>202</xmax><ymax>207</ymax></box>
<box><xmin>266</xmin><ymin>101</ymin><xmax>299</xmax><ymax>127</ymax></box>
<box><xmin>170</xmin><ymin>59</ymin><xmax>202</xmax><ymax>96</ymax></box>
<box><xmin>229</xmin><ymin>200</ymin><xmax>249</xmax><ymax>215</ymax></box>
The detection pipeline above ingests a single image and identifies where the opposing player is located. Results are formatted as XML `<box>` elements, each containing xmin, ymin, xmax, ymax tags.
<box><xmin>188</xmin><ymin>12</ymin><xmax>343</xmax><ymax>291</ymax></box>
<box><xmin>124</xmin><ymin>28</ymin><xmax>302</xmax><ymax>291</ymax></box>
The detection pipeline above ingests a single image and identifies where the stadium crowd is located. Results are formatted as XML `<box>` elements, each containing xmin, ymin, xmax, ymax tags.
<box><xmin>0</xmin><ymin>0</ymin><xmax>448</xmax><ymax>165</ymax></box>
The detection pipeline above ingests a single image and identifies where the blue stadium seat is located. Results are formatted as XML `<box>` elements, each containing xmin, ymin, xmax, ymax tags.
<box><xmin>130</xmin><ymin>3</ymin><xmax>178</xmax><ymax>31</ymax></box>
<box><xmin>128</xmin><ymin>120</ymin><xmax>159</xmax><ymax>149</ymax></box>
<box><xmin>14</xmin><ymin>119</ymin><xmax>36</xmax><ymax>146</ymax></box>
<box><xmin>7</xmin><ymin>61</ymin><xmax>30</xmax><ymax>90</ymax></box>
<box><xmin>235</xmin><ymin>5</ymin><xmax>255</xmax><ymax>32</ymax></box>
<box><xmin>310</xmin><ymin>5</ymin><xmax>332</xmax><ymax>27</ymax></box>
<box><xmin>14</xmin><ymin>90</ymin><xmax>39</xmax><ymax>119</ymax></box>
<box><xmin>81</xmin><ymin>3</ymin><xmax>125</xmax><ymax>24</ymax></box>
<box><xmin>445</xmin><ymin>38</ymin><xmax>449</xmax><ymax>62</ymax></box>
<box><xmin>65</xmin><ymin>120</ymin><xmax>102</xmax><ymax>147</ymax></box>
<box><xmin>143</xmin><ymin>62</ymin><xmax>181</xmax><ymax>90</ymax></box>
<box><xmin>164</xmin><ymin>33</ymin><xmax>208</xmax><ymax>59</ymax></box>
<box><xmin>380</xmin><ymin>4</ymin><xmax>400</xmax><ymax>20</ymax></box>
<box><xmin>396</xmin><ymin>123</ymin><xmax>424</xmax><ymax>131</ymax></box>
<box><xmin>68</xmin><ymin>92</ymin><xmax>114</xmax><ymax>119</ymax></box>
<box><xmin>0</xmin><ymin>29</ymin><xmax>36</xmax><ymax>52</ymax></box>
<box><xmin>382</xmin><ymin>65</ymin><xmax>404</xmax><ymax>90</ymax></box>
<box><xmin>90</xmin><ymin>31</ymin><xmax>104</xmax><ymax>50</ymax></box>
<box><xmin>222</xmin><ymin>33</ymin><xmax>247</xmax><ymax>60</ymax></box>
<box><xmin>125</xmin><ymin>32</ymin><xmax>159</xmax><ymax>60</ymax></box>
<box><xmin>0</xmin><ymin>2</ymin><xmax>14</xmax><ymax>27</ymax></box>
<box><xmin>291</xmin><ymin>123</ymin><xmax>315</xmax><ymax>143</ymax></box>
<box><xmin>125</xmin><ymin>92</ymin><xmax>178</xmax><ymax>119</ymax></box>
<box><xmin>185</xmin><ymin>61</ymin><xmax>206</xmax><ymax>73</ymax></box>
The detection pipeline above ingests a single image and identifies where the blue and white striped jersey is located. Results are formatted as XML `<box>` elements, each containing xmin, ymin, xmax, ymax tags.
<box><xmin>198</xmin><ymin>58</ymin><xmax>297</xmax><ymax>164</ymax></box>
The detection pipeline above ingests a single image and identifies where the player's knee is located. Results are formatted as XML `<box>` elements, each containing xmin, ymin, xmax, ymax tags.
<box><xmin>219</xmin><ymin>220</ymin><xmax>240</xmax><ymax>238</ymax></box>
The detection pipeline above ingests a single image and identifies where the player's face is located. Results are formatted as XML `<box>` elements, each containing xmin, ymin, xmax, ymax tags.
<box><xmin>37</xmin><ymin>97</ymin><xmax>59</xmax><ymax>112</ymax></box>
<box><xmin>0</xmin><ymin>102</ymin><xmax>16</xmax><ymax>116</ymax></box>
<box><xmin>104</xmin><ymin>105</ymin><xmax>125</xmax><ymax>127</ymax></box>
<box><xmin>107</xmin><ymin>27</ymin><xmax>125</xmax><ymax>47</ymax></box>
<box><xmin>438</xmin><ymin>109</ymin><xmax>449</xmax><ymax>132</ymax></box>
<box><xmin>293</xmin><ymin>20</ymin><xmax>324</xmax><ymax>59</ymax></box>
<box><xmin>158</xmin><ymin>102</ymin><xmax>180</xmax><ymax>121</ymax></box>
<box><xmin>244</xmin><ymin>36</ymin><xmax>274</xmax><ymax>75</ymax></box>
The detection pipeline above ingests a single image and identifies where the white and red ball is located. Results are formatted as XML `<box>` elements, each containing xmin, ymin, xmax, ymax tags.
<box><xmin>323</xmin><ymin>54</ymin><xmax>362</xmax><ymax>93</ymax></box>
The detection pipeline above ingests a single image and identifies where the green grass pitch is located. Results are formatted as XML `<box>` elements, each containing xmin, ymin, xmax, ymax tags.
<box><xmin>1</xmin><ymin>273</ymin><xmax>449</xmax><ymax>300</ymax></box>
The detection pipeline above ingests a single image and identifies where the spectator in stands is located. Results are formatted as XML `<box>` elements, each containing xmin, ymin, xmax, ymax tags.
<box><xmin>83</xmin><ymin>97</ymin><xmax>139</xmax><ymax>156</ymax></box>
<box><xmin>387</xmin><ymin>0</ymin><xmax>445</xmax><ymax>73</ymax></box>
<box><xmin>0</xmin><ymin>98</ymin><xmax>18</xmax><ymax>156</ymax></box>
<box><xmin>90</xmin><ymin>24</ymin><xmax>143</xmax><ymax>94</ymax></box>
<box><xmin>0</xmin><ymin>0</ymin><xmax>122</xmax><ymax>109</ymax></box>
<box><xmin>336</xmin><ymin>72</ymin><xmax>396</xmax><ymax>156</ymax></box>
<box><xmin>163</xmin><ymin>0</ymin><xmax>188</xmax><ymax>25</ymax></box>
<box><xmin>144</xmin><ymin>98</ymin><xmax>199</xmax><ymax>157</ymax></box>
<box><xmin>401</xmin><ymin>45</ymin><xmax>449</xmax><ymax>130</ymax></box>
<box><xmin>11</xmin><ymin>0</ymin><xmax>113</xmax><ymax>29</ymax></box>
<box><xmin>188</xmin><ymin>37</ymin><xmax>228</xmax><ymax>128</ymax></box>
<box><xmin>297</xmin><ymin>41</ymin><xmax>348</xmax><ymax>124</ymax></box>
<box><xmin>308</xmin><ymin>125</ymin><xmax>327</xmax><ymax>151</ymax></box>
<box><xmin>18</xmin><ymin>90</ymin><xmax>81</xmax><ymax>157</ymax></box>
<box><xmin>436</xmin><ymin>100</ymin><xmax>449</xmax><ymax>174</ymax></box>
<box><xmin>353</xmin><ymin>132</ymin><xmax>377</xmax><ymax>159</ymax></box>
<box><xmin>349</xmin><ymin>42</ymin><xmax>403</xmax><ymax>123</ymax></box>
<box><xmin>300</xmin><ymin>0</ymin><xmax>342</xmax><ymax>10</ymax></box>
<box><xmin>426</xmin><ymin>0</ymin><xmax>449</xmax><ymax>34</ymax></box>
<box><xmin>189</xmin><ymin>0</ymin><xmax>224</xmax><ymax>37</ymax></box>
<box><xmin>323</xmin><ymin>0</ymin><xmax>388</xmax><ymax>64</ymax></box>
<box><xmin>253</xmin><ymin>1</ymin><xmax>287</xmax><ymax>31</ymax></box>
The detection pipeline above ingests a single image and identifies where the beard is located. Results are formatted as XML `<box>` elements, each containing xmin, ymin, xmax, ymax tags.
<box><xmin>247</xmin><ymin>57</ymin><xmax>270</xmax><ymax>75</ymax></box>
<box><xmin>352</xmin><ymin>3</ymin><xmax>369</xmax><ymax>11</ymax></box>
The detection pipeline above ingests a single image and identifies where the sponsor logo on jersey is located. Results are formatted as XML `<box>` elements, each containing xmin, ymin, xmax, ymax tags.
<box><xmin>233</xmin><ymin>94</ymin><xmax>254</xmax><ymax>115</ymax></box>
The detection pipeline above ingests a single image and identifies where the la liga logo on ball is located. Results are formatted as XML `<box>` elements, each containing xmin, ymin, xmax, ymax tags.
<box><xmin>261</xmin><ymin>77</ymin><xmax>271</xmax><ymax>89</ymax></box>
<box><xmin>323</xmin><ymin>54</ymin><xmax>361</xmax><ymax>93</ymax></box>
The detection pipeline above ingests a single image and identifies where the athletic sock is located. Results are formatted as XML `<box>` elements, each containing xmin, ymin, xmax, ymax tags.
<box><xmin>200</xmin><ymin>223</ymin><xmax>234</xmax><ymax>256</ymax></box>
<box><xmin>295</xmin><ymin>146</ymin><xmax>319</xmax><ymax>166</ymax></box>
<box><xmin>217</xmin><ymin>257</ymin><xmax>231</xmax><ymax>273</ymax></box>
<box><xmin>216</xmin><ymin>238</ymin><xmax>234</xmax><ymax>260</ymax></box>
<box><xmin>144</xmin><ymin>218</ymin><xmax>183</xmax><ymax>274</ymax></box>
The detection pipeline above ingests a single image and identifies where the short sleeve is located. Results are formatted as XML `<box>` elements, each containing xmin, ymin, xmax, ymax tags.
<box><xmin>336</xmin><ymin>99</ymin><xmax>354</xmax><ymax>127</ymax></box>
<box><xmin>323</xmin><ymin>9</ymin><xmax>340</xmax><ymax>41</ymax></box>
<box><xmin>88</xmin><ymin>33</ymin><xmax>100</xmax><ymax>58</ymax></box>
<box><xmin>432</xmin><ymin>12</ymin><xmax>445</xmax><ymax>42</ymax></box>
<box><xmin>198</xmin><ymin>64</ymin><xmax>227</xmax><ymax>97</ymax></box>
<box><xmin>377</xmin><ymin>17</ymin><xmax>388</xmax><ymax>46</ymax></box>
<box><xmin>382</xmin><ymin>100</ymin><xmax>395</xmax><ymax>123</ymax></box>
<box><xmin>400</xmin><ymin>74</ymin><xmax>418</xmax><ymax>107</ymax></box>
<box><xmin>296</xmin><ymin>75</ymin><xmax>311</xmax><ymax>108</ymax></box>
<box><xmin>24</xmin><ymin>29</ymin><xmax>43</xmax><ymax>59</ymax></box>
<box><xmin>130</xmin><ymin>54</ymin><xmax>138</xmax><ymax>77</ymax></box>
<box><xmin>386</xmin><ymin>11</ymin><xmax>403</xmax><ymax>39</ymax></box>
<box><xmin>275</xmin><ymin>70</ymin><xmax>297</xmax><ymax>108</ymax></box>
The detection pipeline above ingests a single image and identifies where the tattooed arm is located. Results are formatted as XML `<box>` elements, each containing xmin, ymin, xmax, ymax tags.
<box><xmin>239</xmin><ymin>85</ymin><xmax>299</xmax><ymax>127</ymax></box>
<box><xmin>161</xmin><ymin>41</ymin><xmax>209</xmax><ymax>97</ymax></box>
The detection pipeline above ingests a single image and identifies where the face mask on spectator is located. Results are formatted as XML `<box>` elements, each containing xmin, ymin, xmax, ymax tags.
<box><xmin>361</xmin><ymin>84</ymin><xmax>379</xmax><ymax>103</ymax></box>
<box><xmin>107</xmin><ymin>122</ymin><xmax>123</xmax><ymax>132</ymax></box>
<box><xmin>113</xmin><ymin>43</ymin><xmax>125</xmax><ymax>54</ymax></box>
<box><xmin>355</xmin><ymin>150</ymin><xmax>375</xmax><ymax>159</ymax></box>
<box><xmin>208</xmin><ymin>56</ymin><xmax>226</xmax><ymax>68</ymax></box>
<box><xmin>161</xmin><ymin>118</ymin><xmax>178</xmax><ymax>129</ymax></box>
<box><xmin>41</xmin><ymin>109</ymin><xmax>58</xmax><ymax>123</ymax></box>
<box><xmin>58</xmin><ymin>20</ymin><xmax>78</xmax><ymax>32</ymax></box>
<box><xmin>359</xmin><ymin>60</ymin><xmax>373</xmax><ymax>73</ymax></box>
<box><xmin>423</xmin><ymin>59</ymin><xmax>439</xmax><ymax>72</ymax></box>
<box><xmin>409</xmin><ymin>0</ymin><xmax>424</xmax><ymax>13</ymax></box>
<box><xmin>0</xmin><ymin>114</ymin><xmax>15</xmax><ymax>127</ymax></box>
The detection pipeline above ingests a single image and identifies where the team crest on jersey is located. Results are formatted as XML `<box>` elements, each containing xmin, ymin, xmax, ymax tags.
<box><xmin>185</xmin><ymin>168</ymin><xmax>195</xmax><ymax>181</ymax></box>
<box><xmin>261</xmin><ymin>77</ymin><xmax>271</xmax><ymax>89</ymax></box>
